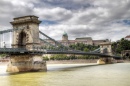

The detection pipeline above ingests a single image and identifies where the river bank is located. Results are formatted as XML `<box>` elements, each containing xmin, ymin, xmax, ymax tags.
<box><xmin>0</xmin><ymin>59</ymin><xmax>128</xmax><ymax>66</ymax></box>
<box><xmin>0</xmin><ymin>59</ymin><xmax>97</xmax><ymax>66</ymax></box>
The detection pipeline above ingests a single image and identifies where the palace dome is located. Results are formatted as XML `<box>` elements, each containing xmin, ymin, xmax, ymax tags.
<box><xmin>63</xmin><ymin>31</ymin><xmax>68</xmax><ymax>37</ymax></box>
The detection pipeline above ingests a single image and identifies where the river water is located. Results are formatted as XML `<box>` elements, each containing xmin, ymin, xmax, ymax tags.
<box><xmin>0</xmin><ymin>63</ymin><xmax>130</xmax><ymax>86</ymax></box>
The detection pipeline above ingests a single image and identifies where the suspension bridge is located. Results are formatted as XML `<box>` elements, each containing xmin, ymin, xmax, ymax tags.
<box><xmin>0</xmin><ymin>15</ymin><xmax>121</xmax><ymax>72</ymax></box>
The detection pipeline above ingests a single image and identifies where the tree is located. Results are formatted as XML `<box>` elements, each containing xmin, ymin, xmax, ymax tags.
<box><xmin>112</xmin><ymin>38</ymin><xmax>130</xmax><ymax>54</ymax></box>
<box><xmin>69</xmin><ymin>43</ymin><xmax>99</xmax><ymax>52</ymax></box>
<box><xmin>84</xmin><ymin>48</ymin><xmax>89</xmax><ymax>52</ymax></box>
<box><xmin>0</xmin><ymin>54</ymin><xmax>7</xmax><ymax>59</ymax></box>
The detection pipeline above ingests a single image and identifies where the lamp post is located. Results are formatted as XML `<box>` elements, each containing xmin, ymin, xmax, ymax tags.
<box><xmin>3</xmin><ymin>41</ymin><xmax>6</xmax><ymax>48</ymax></box>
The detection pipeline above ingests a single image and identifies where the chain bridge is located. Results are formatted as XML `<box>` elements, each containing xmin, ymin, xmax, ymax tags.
<box><xmin>0</xmin><ymin>15</ymin><xmax>121</xmax><ymax>72</ymax></box>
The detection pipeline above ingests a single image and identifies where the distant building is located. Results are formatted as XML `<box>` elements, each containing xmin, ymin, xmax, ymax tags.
<box><xmin>75</xmin><ymin>37</ymin><xmax>93</xmax><ymax>45</ymax></box>
<box><xmin>93</xmin><ymin>39</ymin><xmax>109</xmax><ymax>46</ymax></box>
<box><xmin>125</xmin><ymin>35</ymin><xmax>130</xmax><ymax>41</ymax></box>
<box><xmin>60</xmin><ymin>32</ymin><xmax>109</xmax><ymax>46</ymax></box>
<box><xmin>41</xmin><ymin>32</ymin><xmax>109</xmax><ymax>47</ymax></box>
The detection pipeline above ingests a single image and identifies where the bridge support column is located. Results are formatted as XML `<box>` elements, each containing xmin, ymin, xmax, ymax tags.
<box><xmin>6</xmin><ymin>54</ymin><xmax>47</xmax><ymax>72</ymax></box>
<box><xmin>97</xmin><ymin>57</ymin><xmax>113</xmax><ymax>64</ymax></box>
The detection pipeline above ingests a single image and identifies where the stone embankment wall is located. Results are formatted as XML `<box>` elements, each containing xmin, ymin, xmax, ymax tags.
<box><xmin>0</xmin><ymin>59</ymin><xmax>9</xmax><ymax>62</ymax></box>
<box><xmin>47</xmin><ymin>59</ymin><xmax>97</xmax><ymax>64</ymax></box>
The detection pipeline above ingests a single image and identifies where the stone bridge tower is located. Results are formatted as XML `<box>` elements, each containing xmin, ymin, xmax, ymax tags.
<box><xmin>97</xmin><ymin>42</ymin><xmax>113</xmax><ymax>64</ymax></box>
<box><xmin>10</xmin><ymin>15</ymin><xmax>41</xmax><ymax>49</ymax></box>
<box><xmin>100</xmin><ymin>42</ymin><xmax>112</xmax><ymax>55</ymax></box>
<box><xmin>7</xmin><ymin>15</ymin><xmax>47</xmax><ymax>73</ymax></box>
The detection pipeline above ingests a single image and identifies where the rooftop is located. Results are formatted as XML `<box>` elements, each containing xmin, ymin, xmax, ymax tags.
<box><xmin>100</xmin><ymin>42</ymin><xmax>111</xmax><ymax>45</ymax></box>
<box><xmin>14</xmin><ymin>15</ymin><xmax>38</xmax><ymax>20</ymax></box>
<box><xmin>125</xmin><ymin>35</ymin><xmax>130</xmax><ymax>38</ymax></box>
<box><xmin>93</xmin><ymin>39</ymin><xmax>109</xmax><ymax>42</ymax></box>
<box><xmin>63</xmin><ymin>31</ymin><xmax>68</xmax><ymax>36</ymax></box>
<box><xmin>75</xmin><ymin>37</ymin><xmax>92</xmax><ymax>40</ymax></box>
<box><xmin>10</xmin><ymin>15</ymin><xmax>41</xmax><ymax>25</ymax></box>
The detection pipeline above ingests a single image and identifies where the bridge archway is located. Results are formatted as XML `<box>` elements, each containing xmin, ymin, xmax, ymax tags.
<box><xmin>124</xmin><ymin>53</ymin><xmax>130</xmax><ymax>60</ymax></box>
<box><xmin>121</xmin><ymin>50</ymin><xmax>130</xmax><ymax>60</ymax></box>
<box><xmin>18</xmin><ymin>31</ymin><xmax>27</xmax><ymax>48</ymax></box>
<box><xmin>126</xmin><ymin>53</ymin><xmax>129</xmax><ymax>57</ymax></box>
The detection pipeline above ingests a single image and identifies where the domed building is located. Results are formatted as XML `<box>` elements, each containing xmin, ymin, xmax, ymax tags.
<box><xmin>40</xmin><ymin>31</ymin><xmax>109</xmax><ymax>47</ymax></box>
<box><xmin>62</xmin><ymin>31</ymin><xmax>68</xmax><ymax>41</ymax></box>
<box><xmin>60</xmin><ymin>31</ymin><xmax>109</xmax><ymax>46</ymax></box>
<box><xmin>61</xmin><ymin>31</ymin><xmax>69</xmax><ymax>46</ymax></box>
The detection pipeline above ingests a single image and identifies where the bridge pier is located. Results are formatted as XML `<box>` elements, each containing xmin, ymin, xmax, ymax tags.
<box><xmin>6</xmin><ymin>54</ymin><xmax>47</xmax><ymax>72</ymax></box>
<box><xmin>97</xmin><ymin>57</ymin><xmax>113</xmax><ymax>64</ymax></box>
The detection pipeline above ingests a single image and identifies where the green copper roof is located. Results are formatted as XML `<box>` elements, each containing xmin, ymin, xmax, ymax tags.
<box><xmin>63</xmin><ymin>31</ymin><xmax>68</xmax><ymax>36</ymax></box>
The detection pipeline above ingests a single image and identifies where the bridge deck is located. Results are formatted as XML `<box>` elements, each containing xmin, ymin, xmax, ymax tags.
<box><xmin>0</xmin><ymin>48</ymin><xmax>121</xmax><ymax>59</ymax></box>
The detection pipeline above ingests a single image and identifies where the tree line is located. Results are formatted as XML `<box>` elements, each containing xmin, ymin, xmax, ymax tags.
<box><xmin>43</xmin><ymin>43</ymin><xmax>100</xmax><ymax>60</ymax></box>
<box><xmin>43</xmin><ymin>54</ymin><xmax>99</xmax><ymax>61</ymax></box>
<box><xmin>69</xmin><ymin>43</ymin><xmax>99</xmax><ymax>52</ymax></box>
<box><xmin>112</xmin><ymin>38</ymin><xmax>130</xmax><ymax>54</ymax></box>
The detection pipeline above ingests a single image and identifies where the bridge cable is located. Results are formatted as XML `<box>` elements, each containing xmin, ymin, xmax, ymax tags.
<box><xmin>39</xmin><ymin>30</ymin><xmax>72</xmax><ymax>50</ymax></box>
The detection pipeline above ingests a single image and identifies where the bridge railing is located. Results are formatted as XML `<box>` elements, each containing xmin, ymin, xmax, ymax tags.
<box><xmin>0</xmin><ymin>48</ymin><xmax>27</xmax><ymax>52</ymax></box>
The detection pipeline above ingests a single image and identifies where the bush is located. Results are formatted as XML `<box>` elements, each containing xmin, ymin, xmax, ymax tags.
<box><xmin>50</xmin><ymin>56</ymin><xmax>55</xmax><ymax>60</ymax></box>
<box><xmin>43</xmin><ymin>56</ymin><xmax>49</xmax><ymax>61</ymax></box>
<box><xmin>0</xmin><ymin>54</ymin><xmax>7</xmax><ymax>59</ymax></box>
<box><xmin>48</xmin><ymin>54</ymin><xmax>99</xmax><ymax>60</ymax></box>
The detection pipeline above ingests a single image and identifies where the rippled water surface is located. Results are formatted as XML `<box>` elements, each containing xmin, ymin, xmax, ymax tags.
<box><xmin>0</xmin><ymin>63</ymin><xmax>130</xmax><ymax>86</ymax></box>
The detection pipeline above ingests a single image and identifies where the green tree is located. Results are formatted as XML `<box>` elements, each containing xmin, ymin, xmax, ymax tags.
<box><xmin>84</xmin><ymin>48</ymin><xmax>89</xmax><ymax>52</ymax></box>
<box><xmin>0</xmin><ymin>54</ymin><xmax>7</xmax><ymax>58</ymax></box>
<box><xmin>112</xmin><ymin>38</ymin><xmax>130</xmax><ymax>54</ymax></box>
<box><xmin>69</xmin><ymin>43</ymin><xmax>99</xmax><ymax>52</ymax></box>
<box><xmin>43</xmin><ymin>56</ymin><xmax>49</xmax><ymax>61</ymax></box>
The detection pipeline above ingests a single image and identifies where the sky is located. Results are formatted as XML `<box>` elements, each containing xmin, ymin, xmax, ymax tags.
<box><xmin>0</xmin><ymin>0</ymin><xmax>130</xmax><ymax>42</ymax></box>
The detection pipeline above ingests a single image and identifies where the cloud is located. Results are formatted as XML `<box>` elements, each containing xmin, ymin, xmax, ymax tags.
<box><xmin>39</xmin><ymin>0</ymin><xmax>93</xmax><ymax>10</ymax></box>
<box><xmin>34</xmin><ymin>7</ymin><xmax>72</xmax><ymax>22</ymax></box>
<box><xmin>0</xmin><ymin>0</ymin><xmax>36</xmax><ymax>27</ymax></box>
<box><xmin>0</xmin><ymin>0</ymin><xmax>130</xmax><ymax>44</ymax></box>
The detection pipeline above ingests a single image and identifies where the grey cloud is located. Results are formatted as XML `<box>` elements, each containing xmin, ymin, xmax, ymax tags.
<box><xmin>0</xmin><ymin>0</ymin><xmax>34</xmax><ymax>27</ymax></box>
<box><xmin>92</xmin><ymin>0</ymin><xmax>130</xmax><ymax>25</ymax></box>
<box><xmin>34</xmin><ymin>7</ymin><xmax>73</xmax><ymax>22</ymax></box>
<box><xmin>39</xmin><ymin>0</ymin><xmax>93</xmax><ymax>10</ymax></box>
<box><xmin>67</xmin><ymin>26</ymin><xmax>108</xmax><ymax>38</ymax></box>
<box><xmin>110</xmin><ymin>1</ymin><xmax>130</xmax><ymax>19</ymax></box>
<box><xmin>0</xmin><ymin>0</ymin><xmax>130</xmax><ymax>42</ymax></box>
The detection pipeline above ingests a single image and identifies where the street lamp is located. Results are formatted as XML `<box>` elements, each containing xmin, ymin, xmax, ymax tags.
<box><xmin>3</xmin><ymin>41</ymin><xmax>6</xmax><ymax>48</ymax></box>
